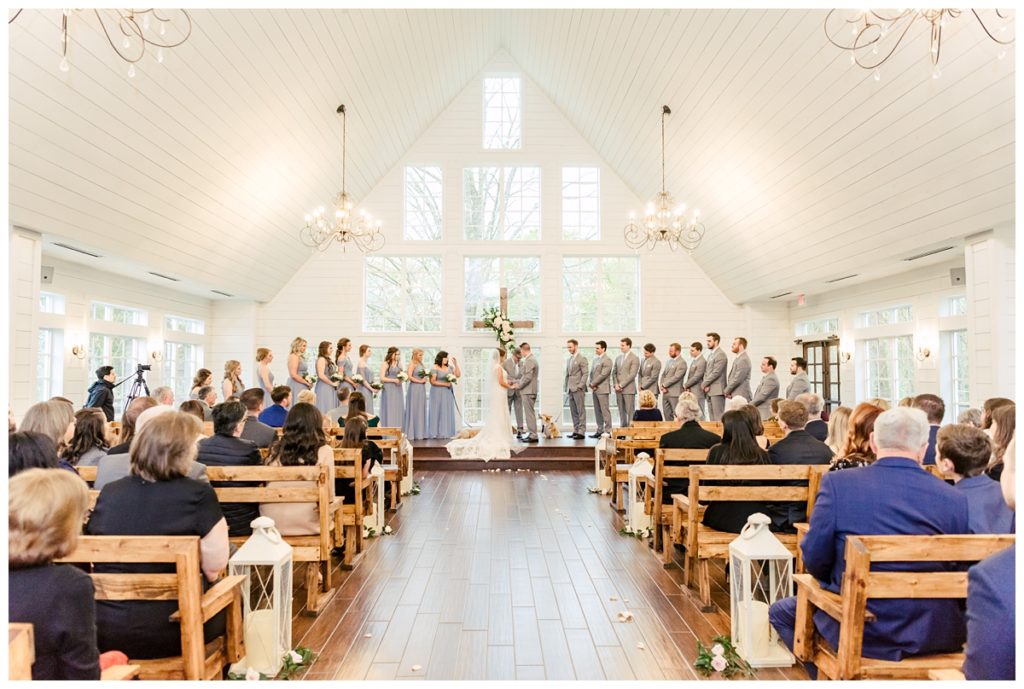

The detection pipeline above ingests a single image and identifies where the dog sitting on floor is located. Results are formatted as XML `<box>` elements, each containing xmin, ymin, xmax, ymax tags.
<box><xmin>539</xmin><ymin>414</ymin><xmax>561</xmax><ymax>439</ymax></box>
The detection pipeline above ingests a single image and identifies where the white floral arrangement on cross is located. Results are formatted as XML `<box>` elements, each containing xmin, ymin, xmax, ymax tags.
<box><xmin>481</xmin><ymin>306</ymin><xmax>517</xmax><ymax>352</ymax></box>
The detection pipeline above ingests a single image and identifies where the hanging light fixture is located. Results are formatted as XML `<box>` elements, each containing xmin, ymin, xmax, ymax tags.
<box><xmin>299</xmin><ymin>104</ymin><xmax>385</xmax><ymax>254</ymax></box>
<box><xmin>624</xmin><ymin>105</ymin><xmax>705</xmax><ymax>253</ymax></box>
<box><xmin>824</xmin><ymin>9</ymin><xmax>1014</xmax><ymax>80</ymax></box>
<box><xmin>9</xmin><ymin>8</ymin><xmax>192</xmax><ymax>77</ymax></box>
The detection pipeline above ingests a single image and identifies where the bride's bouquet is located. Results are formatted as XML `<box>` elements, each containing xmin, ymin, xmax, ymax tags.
<box><xmin>396</xmin><ymin>371</ymin><xmax>410</xmax><ymax>383</ymax></box>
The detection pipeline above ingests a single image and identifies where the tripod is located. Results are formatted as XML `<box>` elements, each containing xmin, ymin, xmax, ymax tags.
<box><xmin>118</xmin><ymin>368</ymin><xmax>151</xmax><ymax>416</ymax></box>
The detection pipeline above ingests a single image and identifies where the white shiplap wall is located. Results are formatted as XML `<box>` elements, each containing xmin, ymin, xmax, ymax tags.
<box><xmin>246</xmin><ymin>53</ymin><xmax>796</xmax><ymax>422</ymax></box>
<box><xmin>964</xmin><ymin>228</ymin><xmax>1016</xmax><ymax>402</ymax></box>
<box><xmin>9</xmin><ymin>229</ymin><xmax>42</xmax><ymax>416</ymax></box>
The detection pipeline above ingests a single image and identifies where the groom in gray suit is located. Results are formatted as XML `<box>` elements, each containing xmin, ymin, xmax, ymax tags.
<box><xmin>564</xmin><ymin>339</ymin><xmax>589</xmax><ymax>439</ymax></box>
<box><xmin>724</xmin><ymin>336</ymin><xmax>753</xmax><ymax>402</ymax></box>
<box><xmin>613</xmin><ymin>337</ymin><xmax>641</xmax><ymax>427</ymax></box>
<box><xmin>659</xmin><ymin>342</ymin><xmax>686</xmax><ymax>421</ymax></box>
<box><xmin>517</xmin><ymin>343</ymin><xmax>540</xmax><ymax>442</ymax></box>
<box><xmin>589</xmin><ymin>340</ymin><xmax>613</xmax><ymax>437</ymax></box>
<box><xmin>750</xmin><ymin>356</ymin><xmax>780</xmax><ymax>420</ymax></box>
<box><xmin>682</xmin><ymin>342</ymin><xmax>707</xmax><ymax>417</ymax></box>
<box><xmin>503</xmin><ymin>347</ymin><xmax>524</xmax><ymax>437</ymax></box>
<box><xmin>702</xmin><ymin>332</ymin><xmax>729</xmax><ymax>422</ymax></box>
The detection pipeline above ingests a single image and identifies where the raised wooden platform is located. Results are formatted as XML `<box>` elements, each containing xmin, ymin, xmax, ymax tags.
<box><xmin>411</xmin><ymin>437</ymin><xmax>595</xmax><ymax>469</ymax></box>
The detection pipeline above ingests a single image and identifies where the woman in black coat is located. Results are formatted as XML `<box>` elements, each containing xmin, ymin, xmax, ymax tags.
<box><xmin>701</xmin><ymin>409</ymin><xmax>773</xmax><ymax>533</ymax></box>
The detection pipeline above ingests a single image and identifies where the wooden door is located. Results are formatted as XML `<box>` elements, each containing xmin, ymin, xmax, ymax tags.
<box><xmin>802</xmin><ymin>339</ymin><xmax>841</xmax><ymax>413</ymax></box>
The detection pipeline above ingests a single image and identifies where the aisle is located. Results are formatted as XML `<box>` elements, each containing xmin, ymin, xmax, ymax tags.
<box><xmin>289</xmin><ymin>469</ymin><xmax>807</xmax><ymax>681</ymax></box>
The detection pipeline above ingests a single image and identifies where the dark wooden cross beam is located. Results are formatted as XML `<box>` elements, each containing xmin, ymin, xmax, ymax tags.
<box><xmin>472</xmin><ymin>287</ymin><xmax>534</xmax><ymax>330</ymax></box>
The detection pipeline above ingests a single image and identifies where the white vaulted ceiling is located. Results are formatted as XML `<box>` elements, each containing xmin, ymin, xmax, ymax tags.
<box><xmin>8</xmin><ymin>9</ymin><xmax>1016</xmax><ymax>303</ymax></box>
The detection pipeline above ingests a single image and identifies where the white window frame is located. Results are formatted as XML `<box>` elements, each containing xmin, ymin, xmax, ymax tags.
<box><xmin>164</xmin><ymin>341</ymin><xmax>204</xmax><ymax>403</ymax></box>
<box><xmin>858</xmin><ymin>335</ymin><xmax>915</xmax><ymax>404</ymax></box>
<box><xmin>561</xmin><ymin>256</ymin><xmax>641</xmax><ymax>332</ymax></box>
<box><xmin>856</xmin><ymin>304</ymin><xmax>913</xmax><ymax>328</ymax></box>
<box><xmin>795</xmin><ymin>317</ymin><xmax>840</xmax><ymax>338</ymax></box>
<box><xmin>562</xmin><ymin>166</ymin><xmax>601</xmax><ymax>240</ymax></box>
<box><xmin>90</xmin><ymin>300</ymin><xmax>148</xmax><ymax>326</ymax></box>
<box><xmin>940</xmin><ymin>294</ymin><xmax>968</xmax><ymax>317</ymax></box>
<box><xmin>37</xmin><ymin>328</ymin><xmax>64</xmax><ymax>401</ymax></box>
<box><xmin>89</xmin><ymin>333</ymin><xmax>147</xmax><ymax>418</ymax></box>
<box><xmin>39</xmin><ymin>291</ymin><xmax>66</xmax><ymax>315</ymax></box>
<box><xmin>164</xmin><ymin>314</ymin><xmax>205</xmax><ymax>335</ymax></box>
<box><xmin>463</xmin><ymin>167</ymin><xmax>541</xmax><ymax>241</ymax></box>
<box><xmin>363</xmin><ymin>256</ymin><xmax>444</xmax><ymax>333</ymax></box>
<box><xmin>403</xmin><ymin>165</ymin><xmax>444</xmax><ymax>241</ymax></box>
<box><xmin>463</xmin><ymin>256</ymin><xmax>542</xmax><ymax>333</ymax></box>
<box><xmin>482</xmin><ymin>75</ymin><xmax>522</xmax><ymax>150</ymax></box>
<box><xmin>940</xmin><ymin>329</ymin><xmax>970</xmax><ymax>423</ymax></box>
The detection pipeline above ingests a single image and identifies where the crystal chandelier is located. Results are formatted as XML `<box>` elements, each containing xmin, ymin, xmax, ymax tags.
<box><xmin>9</xmin><ymin>8</ymin><xmax>192</xmax><ymax>78</ymax></box>
<box><xmin>824</xmin><ymin>9</ymin><xmax>1014</xmax><ymax>80</ymax></box>
<box><xmin>300</xmin><ymin>105</ymin><xmax>385</xmax><ymax>254</ymax></box>
<box><xmin>624</xmin><ymin>106</ymin><xmax>705</xmax><ymax>253</ymax></box>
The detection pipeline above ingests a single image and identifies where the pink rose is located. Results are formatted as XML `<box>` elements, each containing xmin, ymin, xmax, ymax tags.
<box><xmin>711</xmin><ymin>655</ymin><xmax>728</xmax><ymax>672</ymax></box>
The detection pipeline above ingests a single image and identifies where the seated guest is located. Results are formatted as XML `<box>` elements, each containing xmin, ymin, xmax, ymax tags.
<box><xmin>657</xmin><ymin>395</ymin><xmax>721</xmax><ymax>503</ymax></box>
<box><xmin>326</xmin><ymin>387</ymin><xmax>351</xmax><ymax>427</ymax></box>
<box><xmin>981</xmin><ymin>396</ymin><xmax>1014</xmax><ymax>435</ymax></box>
<box><xmin>259</xmin><ymin>385</ymin><xmax>292</xmax><ymax>428</ymax></box>
<box><xmin>824</xmin><ymin>405</ymin><xmax>852</xmax><ymax>456</ymax></box>
<box><xmin>296</xmin><ymin>389</ymin><xmax>317</xmax><ymax>406</ymax></box>
<box><xmin>724</xmin><ymin>395</ymin><xmax>749</xmax><ymax>413</ymax></box>
<box><xmin>151</xmin><ymin>385</ymin><xmax>174</xmax><ymax>407</ymax></box>
<box><xmin>196</xmin><ymin>386</ymin><xmax>218</xmax><ymax>421</ymax></box>
<box><xmin>196</xmin><ymin>400</ymin><xmax>262</xmax><ymax>537</ymax></box>
<box><xmin>769</xmin><ymin>407</ymin><xmax>969</xmax><ymax>676</ymax></box>
<box><xmin>866</xmin><ymin>397</ymin><xmax>892</xmax><ymax>411</ymax></box>
<box><xmin>739</xmin><ymin>404</ymin><xmax>770</xmax><ymax>450</ymax></box>
<box><xmin>958</xmin><ymin>408</ymin><xmax>983</xmax><ymax>428</ymax></box>
<box><xmin>937</xmin><ymin>424</ymin><xmax>1014</xmax><ymax>534</ymax></box>
<box><xmin>9</xmin><ymin>431</ymin><xmax>60</xmax><ymax>477</ymax></box>
<box><xmin>796</xmin><ymin>393</ymin><xmax>828</xmax><ymax>442</ymax></box>
<box><xmin>106</xmin><ymin>396</ymin><xmax>159</xmax><ymax>455</ymax></box>
<box><xmin>63</xmin><ymin>408</ymin><xmax>110</xmax><ymax>467</ymax></box>
<box><xmin>767</xmin><ymin>397</ymin><xmax>784</xmax><ymax>423</ymax></box>
<box><xmin>701</xmin><ymin>410</ymin><xmax>772</xmax><ymax>534</ymax></box>
<box><xmin>986</xmin><ymin>403</ymin><xmax>1015</xmax><ymax>481</ymax></box>
<box><xmin>239</xmin><ymin>388</ymin><xmax>277</xmax><ymax>448</ymax></box>
<box><xmin>897</xmin><ymin>396</ymin><xmax>915</xmax><ymax>407</ymax></box>
<box><xmin>178</xmin><ymin>399</ymin><xmax>206</xmax><ymax>424</ymax></box>
<box><xmin>829</xmin><ymin>402</ymin><xmax>884</xmax><ymax>471</ymax></box>
<box><xmin>911</xmin><ymin>393</ymin><xmax>945</xmax><ymax>465</ymax></box>
<box><xmin>96</xmin><ymin>406</ymin><xmax>207</xmax><ymax>489</ymax></box>
<box><xmin>20</xmin><ymin>399</ymin><xmax>76</xmax><ymax>459</ymax></box>
<box><xmin>633</xmin><ymin>390</ymin><xmax>664</xmax><ymax>422</ymax></box>
<box><xmin>963</xmin><ymin>438</ymin><xmax>1016</xmax><ymax>680</ymax></box>
<box><xmin>347</xmin><ymin>392</ymin><xmax>380</xmax><ymax>427</ymax></box>
<box><xmin>337</xmin><ymin>416</ymin><xmax>383</xmax><ymax>505</ymax></box>
<box><xmin>189</xmin><ymin>367</ymin><xmax>213</xmax><ymax>400</ymax></box>
<box><xmin>260</xmin><ymin>403</ymin><xmax>335</xmax><ymax>536</ymax></box>
<box><xmin>87</xmin><ymin>412</ymin><xmax>229</xmax><ymax>660</ymax></box>
<box><xmin>9</xmin><ymin>469</ymin><xmax>100</xmax><ymax>679</ymax></box>
<box><xmin>767</xmin><ymin>400</ymin><xmax>833</xmax><ymax>531</ymax></box>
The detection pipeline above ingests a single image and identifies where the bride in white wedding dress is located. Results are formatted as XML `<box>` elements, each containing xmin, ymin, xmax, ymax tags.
<box><xmin>446</xmin><ymin>347</ymin><xmax>525</xmax><ymax>461</ymax></box>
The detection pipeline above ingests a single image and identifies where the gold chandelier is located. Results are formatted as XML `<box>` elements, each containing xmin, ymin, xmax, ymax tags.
<box><xmin>299</xmin><ymin>105</ymin><xmax>385</xmax><ymax>254</ymax></box>
<box><xmin>624</xmin><ymin>105</ymin><xmax>705</xmax><ymax>253</ymax></box>
<box><xmin>824</xmin><ymin>9</ymin><xmax>1014</xmax><ymax>80</ymax></box>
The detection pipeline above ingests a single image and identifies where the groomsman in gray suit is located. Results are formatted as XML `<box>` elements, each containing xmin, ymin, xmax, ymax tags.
<box><xmin>702</xmin><ymin>332</ymin><xmax>729</xmax><ymax>422</ymax></box>
<box><xmin>724</xmin><ymin>337</ymin><xmax>753</xmax><ymax>402</ymax></box>
<box><xmin>750</xmin><ymin>356</ymin><xmax>780</xmax><ymax>420</ymax></box>
<box><xmin>639</xmin><ymin>343</ymin><xmax>662</xmax><ymax>400</ymax></box>
<box><xmin>785</xmin><ymin>356</ymin><xmax>810</xmax><ymax>400</ymax></box>
<box><xmin>613</xmin><ymin>337</ymin><xmax>641</xmax><ymax>426</ymax></box>
<box><xmin>517</xmin><ymin>343</ymin><xmax>540</xmax><ymax>442</ymax></box>
<box><xmin>589</xmin><ymin>340</ymin><xmax>613</xmax><ymax>437</ymax></box>
<box><xmin>564</xmin><ymin>339</ymin><xmax>589</xmax><ymax>439</ymax></box>
<box><xmin>682</xmin><ymin>342</ymin><xmax>707</xmax><ymax>417</ymax></box>
<box><xmin>504</xmin><ymin>347</ymin><xmax>525</xmax><ymax>437</ymax></box>
<box><xmin>659</xmin><ymin>342</ymin><xmax>687</xmax><ymax>421</ymax></box>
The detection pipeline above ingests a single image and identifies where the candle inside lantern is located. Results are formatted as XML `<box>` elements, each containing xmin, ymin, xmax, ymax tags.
<box><xmin>244</xmin><ymin>609</ymin><xmax>278</xmax><ymax>676</ymax></box>
<box><xmin>744</xmin><ymin>599</ymin><xmax>770</xmax><ymax>659</ymax></box>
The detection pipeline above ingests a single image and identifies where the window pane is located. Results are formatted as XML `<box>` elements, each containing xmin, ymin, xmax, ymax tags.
<box><xmin>562</xmin><ymin>257</ymin><xmax>639</xmax><ymax>331</ymax></box>
<box><xmin>859</xmin><ymin>335</ymin><xmax>914</xmax><ymax>405</ymax></box>
<box><xmin>857</xmin><ymin>305</ymin><xmax>912</xmax><ymax>328</ymax></box>
<box><xmin>483</xmin><ymin>76</ymin><xmax>521</xmax><ymax>149</ymax></box>
<box><xmin>89</xmin><ymin>333</ymin><xmax>146</xmax><ymax>418</ymax></box>
<box><xmin>164</xmin><ymin>315</ymin><xmax>205</xmax><ymax>335</ymax></box>
<box><xmin>562</xmin><ymin>167</ymin><xmax>600</xmax><ymax>240</ymax></box>
<box><xmin>404</xmin><ymin>166</ymin><xmax>443</xmax><ymax>240</ymax></box>
<box><xmin>37</xmin><ymin>328</ymin><xmax>62</xmax><ymax>401</ymax></box>
<box><xmin>90</xmin><ymin>301</ymin><xmax>147</xmax><ymax>326</ymax></box>
<box><xmin>164</xmin><ymin>341</ymin><xmax>204</xmax><ymax>402</ymax></box>
<box><xmin>464</xmin><ymin>257</ymin><xmax>541</xmax><ymax>331</ymax></box>
<box><xmin>463</xmin><ymin>346</ymin><xmax>541</xmax><ymax>425</ymax></box>
<box><xmin>39</xmin><ymin>292</ymin><xmax>66</xmax><ymax>315</ymax></box>
<box><xmin>364</xmin><ymin>256</ymin><xmax>443</xmax><ymax>332</ymax></box>
<box><xmin>463</xmin><ymin>167</ymin><xmax>540</xmax><ymax>240</ymax></box>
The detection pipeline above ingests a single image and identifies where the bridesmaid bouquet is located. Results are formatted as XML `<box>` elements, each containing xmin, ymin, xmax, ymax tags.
<box><xmin>396</xmin><ymin>371</ymin><xmax>409</xmax><ymax>382</ymax></box>
<box><xmin>418</xmin><ymin>368</ymin><xmax>429</xmax><ymax>378</ymax></box>
<box><xmin>445</xmin><ymin>373</ymin><xmax>458</xmax><ymax>384</ymax></box>
<box><xmin>351</xmin><ymin>373</ymin><xmax>365</xmax><ymax>386</ymax></box>
<box><xmin>370</xmin><ymin>381</ymin><xmax>383</xmax><ymax>391</ymax></box>
<box><xmin>330</xmin><ymin>373</ymin><xmax>343</xmax><ymax>383</ymax></box>
<box><xmin>303</xmin><ymin>373</ymin><xmax>317</xmax><ymax>386</ymax></box>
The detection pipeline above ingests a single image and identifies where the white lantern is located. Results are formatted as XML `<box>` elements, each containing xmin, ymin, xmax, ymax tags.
<box><xmin>626</xmin><ymin>452</ymin><xmax>655</xmax><ymax>533</ymax></box>
<box><xmin>594</xmin><ymin>433</ymin><xmax>613</xmax><ymax>493</ymax></box>
<box><xmin>228</xmin><ymin>516</ymin><xmax>293</xmax><ymax>677</ymax></box>
<box><xmin>363</xmin><ymin>462</ymin><xmax>386</xmax><ymax>531</ymax></box>
<box><xmin>728</xmin><ymin>513</ymin><xmax>795</xmax><ymax>668</ymax></box>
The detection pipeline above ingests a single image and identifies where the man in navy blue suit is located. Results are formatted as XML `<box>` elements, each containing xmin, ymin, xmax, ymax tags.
<box><xmin>912</xmin><ymin>393</ymin><xmax>944</xmax><ymax>465</ymax></box>
<box><xmin>963</xmin><ymin>436</ymin><xmax>1015</xmax><ymax>680</ymax></box>
<box><xmin>769</xmin><ymin>407</ymin><xmax>969</xmax><ymax>676</ymax></box>
<box><xmin>937</xmin><ymin>424</ymin><xmax>1014</xmax><ymax>534</ymax></box>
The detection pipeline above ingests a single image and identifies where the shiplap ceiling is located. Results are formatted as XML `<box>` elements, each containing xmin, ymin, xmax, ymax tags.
<box><xmin>9</xmin><ymin>8</ymin><xmax>1015</xmax><ymax>303</ymax></box>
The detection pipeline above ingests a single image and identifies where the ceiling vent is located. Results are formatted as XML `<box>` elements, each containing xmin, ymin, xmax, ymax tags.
<box><xmin>770</xmin><ymin>291</ymin><xmax>792</xmax><ymax>299</ymax></box>
<box><xmin>825</xmin><ymin>273</ymin><xmax>859</xmax><ymax>284</ymax></box>
<box><xmin>148</xmin><ymin>272</ymin><xmax>180</xmax><ymax>282</ymax></box>
<box><xmin>903</xmin><ymin>246</ymin><xmax>955</xmax><ymax>262</ymax></box>
<box><xmin>52</xmin><ymin>242</ymin><xmax>101</xmax><ymax>258</ymax></box>
<box><xmin>211</xmin><ymin>289</ymin><xmax>233</xmax><ymax>297</ymax></box>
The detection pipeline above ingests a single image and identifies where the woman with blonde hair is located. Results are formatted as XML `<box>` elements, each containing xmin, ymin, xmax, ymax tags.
<box><xmin>20</xmin><ymin>399</ymin><xmax>76</xmax><ymax>458</ymax></box>
<box><xmin>189</xmin><ymin>368</ymin><xmax>213</xmax><ymax>399</ymax></box>
<box><xmin>403</xmin><ymin>348</ymin><xmax>428</xmax><ymax>440</ymax></box>
<box><xmin>824</xmin><ymin>405</ymin><xmax>853</xmax><ymax>456</ymax></box>
<box><xmin>866</xmin><ymin>397</ymin><xmax>892</xmax><ymax>411</ymax></box>
<box><xmin>632</xmin><ymin>389</ymin><xmax>664</xmax><ymax>422</ymax></box>
<box><xmin>255</xmin><ymin>348</ymin><xmax>275</xmax><ymax>403</ymax></box>
<box><xmin>221</xmin><ymin>360</ymin><xmax>244</xmax><ymax>400</ymax></box>
<box><xmin>379</xmin><ymin>346</ymin><xmax>404</xmax><ymax>427</ymax></box>
<box><xmin>287</xmin><ymin>337</ymin><xmax>312</xmax><ymax>402</ymax></box>
<box><xmin>10</xmin><ymin>468</ymin><xmax>100</xmax><ymax>679</ymax></box>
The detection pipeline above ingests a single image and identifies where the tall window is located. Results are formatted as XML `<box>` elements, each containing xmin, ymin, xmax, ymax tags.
<box><xmin>860</xmin><ymin>336</ymin><xmax>914</xmax><ymax>404</ymax></box>
<box><xmin>463</xmin><ymin>257</ymin><xmax>541</xmax><ymax>331</ymax></box>
<box><xmin>483</xmin><ymin>76</ymin><xmax>521</xmax><ymax>149</ymax></box>
<box><xmin>795</xmin><ymin>317</ymin><xmax>840</xmax><ymax>337</ymax></box>
<box><xmin>941</xmin><ymin>295</ymin><xmax>968</xmax><ymax>317</ymax></box>
<box><xmin>364</xmin><ymin>256</ymin><xmax>443</xmax><ymax>332</ymax></box>
<box><xmin>165</xmin><ymin>315</ymin><xmax>205</xmax><ymax>335</ymax></box>
<box><xmin>562</xmin><ymin>167</ymin><xmax>600</xmax><ymax>240</ymax></box>
<box><xmin>463</xmin><ymin>167</ymin><xmax>541</xmax><ymax>240</ymax></box>
<box><xmin>89</xmin><ymin>334</ymin><xmax>146</xmax><ymax>417</ymax></box>
<box><xmin>857</xmin><ymin>305</ymin><xmax>912</xmax><ymax>328</ymax></box>
<box><xmin>164</xmin><ymin>342</ymin><xmax>204</xmax><ymax>402</ymax></box>
<box><xmin>941</xmin><ymin>329</ymin><xmax>969</xmax><ymax>422</ymax></box>
<box><xmin>39</xmin><ymin>291</ymin><xmax>65</xmax><ymax>315</ymax></box>
<box><xmin>562</xmin><ymin>257</ymin><xmax>640</xmax><ymax>331</ymax></box>
<box><xmin>404</xmin><ymin>166</ymin><xmax>443</xmax><ymax>240</ymax></box>
<box><xmin>90</xmin><ymin>301</ymin><xmax>148</xmax><ymax>326</ymax></box>
<box><xmin>37</xmin><ymin>328</ymin><xmax>63</xmax><ymax>401</ymax></box>
<box><xmin>462</xmin><ymin>346</ymin><xmax>540</xmax><ymax>425</ymax></box>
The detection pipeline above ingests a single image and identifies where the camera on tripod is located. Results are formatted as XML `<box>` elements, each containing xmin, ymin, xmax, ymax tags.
<box><xmin>137</xmin><ymin>364</ymin><xmax>152</xmax><ymax>372</ymax></box>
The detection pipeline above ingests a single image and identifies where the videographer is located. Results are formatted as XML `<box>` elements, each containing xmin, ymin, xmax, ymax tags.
<box><xmin>86</xmin><ymin>367</ymin><xmax>117</xmax><ymax>421</ymax></box>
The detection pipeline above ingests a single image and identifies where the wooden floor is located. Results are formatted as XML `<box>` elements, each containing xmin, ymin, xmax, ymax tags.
<box><xmin>287</xmin><ymin>469</ymin><xmax>809</xmax><ymax>681</ymax></box>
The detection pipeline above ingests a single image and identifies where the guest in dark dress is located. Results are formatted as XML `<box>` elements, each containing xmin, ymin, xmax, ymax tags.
<box><xmin>657</xmin><ymin>394</ymin><xmax>721</xmax><ymax>504</ymax></box>
<box><xmin>828</xmin><ymin>402</ymin><xmax>884</xmax><ymax>471</ymax></box>
<box><xmin>937</xmin><ymin>424</ymin><xmax>1014</xmax><ymax>534</ymax></box>
<box><xmin>63</xmin><ymin>407</ymin><xmax>110</xmax><ymax>467</ymax></box>
<box><xmin>9</xmin><ymin>430</ymin><xmax>61</xmax><ymax>477</ymax></box>
<box><xmin>701</xmin><ymin>409</ymin><xmax>773</xmax><ymax>533</ymax></box>
<box><xmin>87</xmin><ymin>412</ymin><xmax>229</xmax><ymax>660</ymax></box>
<box><xmin>337</xmin><ymin>416</ymin><xmax>383</xmax><ymax>507</ymax></box>
<box><xmin>196</xmin><ymin>399</ymin><xmax>263</xmax><ymax>537</ymax></box>
<box><xmin>632</xmin><ymin>390</ymin><xmax>664</xmax><ymax>422</ymax></box>
<box><xmin>739</xmin><ymin>403</ymin><xmax>771</xmax><ymax>451</ymax></box>
<box><xmin>9</xmin><ymin>468</ymin><xmax>100</xmax><ymax>680</ymax></box>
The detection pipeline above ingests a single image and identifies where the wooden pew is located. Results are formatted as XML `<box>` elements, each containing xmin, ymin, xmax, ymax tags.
<box><xmin>203</xmin><ymin>464</ymin><xmax>342</xmax><ymax>615</ymax></box>
<box><xmin>8</xmin><ymin>623</ymin><xmax>140</xmax><ymax>681</ymax></box>
<box><xmin>327</xmin><ymin>426</ymin><xmax>407</xmax><ymax>510</ymax></box>
<box><xmin>681</xmin><ymin>464</ymin><xmax>828</xmax><ymax>610</ymax></box>
<box><xmin>56</xmin><ymin>536</ymin><xmax>245</xmax><ymax>681</ymax></box>
<box><xmin>332</xmin><ymin>448</ymin><xmax>368</xmax><ymax>569</ymax></box>
<box><xmin>793</xmin><ymin>534</ymin><xmax>1014</xmax><ymax>680</ymax></box>
<box><xmin>651</xmin><ymin>448</ymin><xmax>710</xmax><ymax>566</ymax></box>
<box><xmin>605</xmin><ymin>426</ymin><xmax>674</xmax><ymax>511</ymax></box>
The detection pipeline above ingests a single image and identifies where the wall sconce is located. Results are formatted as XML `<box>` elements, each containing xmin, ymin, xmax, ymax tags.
<box><xmin>151</xmin><ymin>351</ymin><xmax>164</xmax><ymax>362</ymax></box>
<box><xmin>916</xmin><ymin>347</ymin><xmax>932</xmax><ymax>362</ymax></box>
<box><xmin>70</xmin><ymin>344</ymin><xmax>86</xmax><ymax>360</ymax></box>
<box><xmin>839</xmin><ymin>351</ymin><xmax>852</xmax><ymax>364</ymax></box>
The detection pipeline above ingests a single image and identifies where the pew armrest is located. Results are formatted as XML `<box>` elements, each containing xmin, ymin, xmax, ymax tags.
<box><xmin>794</xmin><ymin>573</ymin><xmax>875</xmax><ymax>623</ymax></box>
<box><xmin>169</xmin><ymin>575</ymin><xmax>245</xmax><ymax>623</ymax></box>
<box><xmin>101</xmin><ymin>664</ymin><xmax>141</xmax><ymax>680</ymax></box>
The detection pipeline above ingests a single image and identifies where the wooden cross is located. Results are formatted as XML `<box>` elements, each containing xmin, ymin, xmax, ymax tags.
<box><xmin>472</xmin><ymin>287</ymin><xmax>534</xmax><ymax>330</ymax></box>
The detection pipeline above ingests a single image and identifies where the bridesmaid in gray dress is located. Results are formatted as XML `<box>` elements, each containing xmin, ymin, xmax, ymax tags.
<box><xmin>378</xmin><ymin>346</ymin><xmax>404</xmax><ymax>428</ymax></box>
<box><xmin>256</xmin><ymin>348</ymin><xmax>275</xmax><ymax>403</ymax></box>
<box><xmin>355</xmin><ymin>344</ymin><xmax>376</xmax><ymax>417</ymax></box>
<box><xmin>313</xmin><ymin>340</ymin><xmax>341</xmax><ymax>414</ymax></box>
<box><xmin>403</xmin><ymin>348</ymin><xmax>428</xmax><ymax>440</ymax></box>
<box><xmin>427</xmin><ymin>351</ymin><xmax>460</xmax><ymax>439</ymax></box>
<box><xmin>286</xmin><ymin>337</ymin><xmax>312</xmax><ymax>402</ymax></box>
<box><xmin>335</xmin><ymin>337</ymin><xmax>356</xmax><ymax>392</ymax></box>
